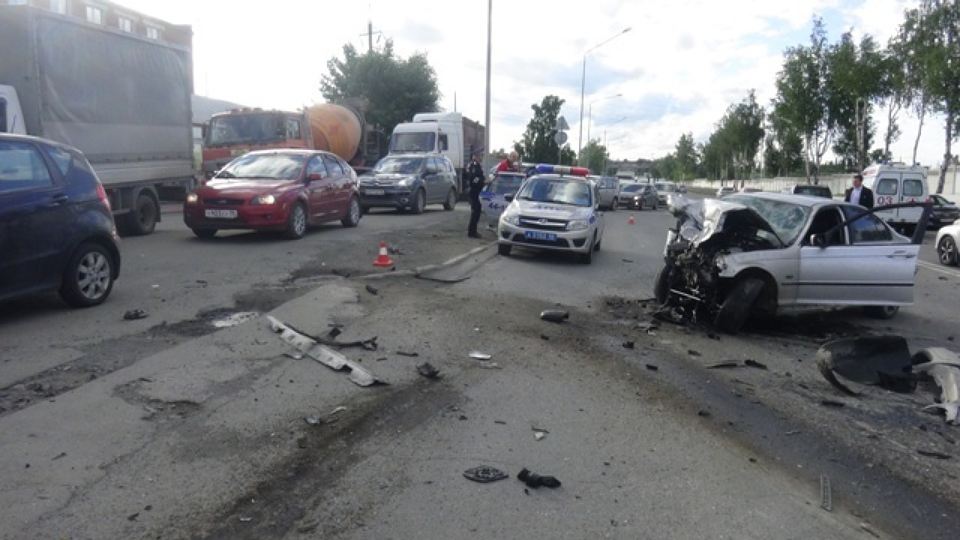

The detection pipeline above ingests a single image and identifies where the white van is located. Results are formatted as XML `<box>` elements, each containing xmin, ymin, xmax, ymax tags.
<box><xmin>861</xmin><ymin>163</ymin><xmax>928</xmax><ymax>233</ymax></box>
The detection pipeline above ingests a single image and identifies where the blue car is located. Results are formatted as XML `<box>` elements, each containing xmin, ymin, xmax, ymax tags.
<box><xmin>0</xmin><ymin>134</ymin><xmax>121</xmax><ymax>307</ymax></box>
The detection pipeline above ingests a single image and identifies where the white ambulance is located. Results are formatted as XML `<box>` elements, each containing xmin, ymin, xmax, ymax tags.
<box><xmin>862</xmin><ymin>163</ymin><xmax>929</xmax><ymax>234</ymax></box>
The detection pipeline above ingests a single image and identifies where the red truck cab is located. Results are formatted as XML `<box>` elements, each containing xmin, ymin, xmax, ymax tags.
<box><xmin>202</xmin><ymin>109</ymin><xmax>310</xmax><ymax>178</ymax></box>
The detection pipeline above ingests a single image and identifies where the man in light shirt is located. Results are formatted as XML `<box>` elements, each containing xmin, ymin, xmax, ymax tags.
<box><xmin>844</xmin><ymin>173</ymin><xmax>874</xmax><ymax>209</ymax></box>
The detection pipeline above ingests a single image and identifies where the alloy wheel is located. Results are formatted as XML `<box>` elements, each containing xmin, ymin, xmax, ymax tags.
<box><xmin>77</xmin><ymin>251</ymin><xmax>111</xmax><ymax>301</ymax></box>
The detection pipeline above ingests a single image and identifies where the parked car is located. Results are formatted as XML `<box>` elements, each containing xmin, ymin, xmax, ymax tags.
<box><xmin>618</xmin><ymin>183</ymin><xmax>658</xmax><ymax>210</ymax></box>
<box><xmin>655</xmin><ymin>181</ymin><xmax>680</xmax><ymax>205</ymax></box>
<box><xmin>358</xmin><ymin>154</ymin><xmax>458</xmax><ymax>214</ymax></box>
<box><xmin>929</xmin><ymin>194</ymin><xmax>960</xmax><ymax>228</ymax></box>
<box><xmin>591</xmin><ymin>175</ymin><xmax>620</xmax><ymax>210</ymax></box>
<box><xmin>480</xmin><ymin>171</ymin><xmax>525</xmax><ymax>228</ymax></box>
<box><xmin>0</xmin><ymin>134</ymin><xmax>121</xmax><ymax>307</ymax></box>
<box><xmin>784</xmin><ymin>184</ymin><xmax>833</xmax><ymax>198</ymax></box>
<box><xmin>183</xmin><ymin>149</ymin><xmax>361</xmax><ymax>239</ymax></box>
<box><xmin>716</xmin><ymin>186</ymin><xmax>736</xmax><ymax>198</ymax></box>
<box><xmin>862</xmin><ymin>163</ymin><xmax>928</xmax><ymax>234</ymax></box>
<box><xmin>936</xmin><ymin>219</ymin><xmax>960</xmax><ymax>266</ymax></box>
<box><xmin>655</xmin><ymin>192</ymin><xmax>929</xmax><ymax>333</ymax></box>
<box><xmin>498</xmin><ymin>165</ymin><xmax>604</xmax><ymax>264</ymax></box>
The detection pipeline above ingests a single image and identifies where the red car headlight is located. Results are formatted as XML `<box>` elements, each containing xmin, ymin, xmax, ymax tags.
<box><xmin>251</xmin><ymin>194</ymin><xmax>277</xmax><ymax>205</ymax></box>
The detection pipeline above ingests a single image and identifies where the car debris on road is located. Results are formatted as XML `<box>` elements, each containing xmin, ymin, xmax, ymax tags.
<box><xmin>267</xmin><ymin>316</ymin><xmax>386</xmax><ymax>387</ymax></box>
<box><xmin>463</xmin><ymin>466</ymin><xmax>508</xmax><ymax>483</ymax></box>
<box><xmin>416</xmin><ymin>362</ymin><xmax>440</xmax><ymax>379</ymax></box>
<box><xmin>123</xmin><ymin>309</ymin><xmax>148</xmax><ymax>321</ymax></box>
<box><xmin>540</xmin><ymin>310</ymin><xmax>570</xmax><ymax>323</ymax></box>
<box><xmin>517</xmin><ymin>468</ymin><xmax>561</xmax><ymax>489</ymax></box>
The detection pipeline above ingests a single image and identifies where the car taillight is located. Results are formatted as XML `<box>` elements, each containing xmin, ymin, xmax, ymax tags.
<box><xmin>96</xmin><ymin>183</ymin><xmax>112</xmax><ymax>212</ymax></box>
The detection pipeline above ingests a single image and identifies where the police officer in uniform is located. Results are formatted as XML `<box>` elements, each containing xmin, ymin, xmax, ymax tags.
<box><xmin>466</xmin><ymin>152</ymin><xmax>486</xmax><ymax>238</ymax></box>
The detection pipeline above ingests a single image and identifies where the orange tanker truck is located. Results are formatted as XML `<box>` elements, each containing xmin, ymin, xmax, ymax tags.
<box><xmin>201</xmin><ymin>103</ymin><xmax>386</xmax><ymax>177</ymax></box>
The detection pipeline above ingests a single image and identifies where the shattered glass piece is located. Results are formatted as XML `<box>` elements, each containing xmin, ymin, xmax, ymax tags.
<box><xmin>463</xmin><ymin>466</ymin><xmax>508</xmax><ymax>483</ymax></box>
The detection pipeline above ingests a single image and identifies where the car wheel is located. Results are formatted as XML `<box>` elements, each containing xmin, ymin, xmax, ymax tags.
<box><xmin>609</xmin><ymin>199</ymin><xmax>617</xmax><ymax>212</ymax></box>
<box><xmin>938</xmin><ymin>236</ymin><xmax>958</xmax><ymax>266</ymax></box>
<box><xmin>652</xmin><ymin>201</ymin><xmax>658</xmax><ymax>210</ymax></box>
<box><xmin>192</xmin><ymin>228</ymin><xmax>217</xmax><ymax>239</ymax></box>
<box><xmin>498</xmin><ymin>243</ymin><xmax>512</xmax><ymax>256</ymax></box>
<box><xmin>412</xmin><ymin>189</ymin><xmax>426</xmax><ymax>215</ymax></box>
<box><xmin>865</xmin><ymin>305</ymin><xmax>899</xmax><ymax>319</ymax></box>
<box><xmin>638</xmin><ymin>200</ymin><xmax>643</xmax><ymax>210</ymax></box>
<box><xmin>341</xmin><ymin>197</ymin><xmax>361</xmax><ymax>227</ymax></box>
<box><xmin>443</xmin><ymin>189</ymin><xmax>457</xmax><ymax>211</ymax></box>
<box><xmin>579</xmin><ymin>236</ymin><xmax>595</xmax><ymax>264</ymax></box>
<box><xmin>654</xmin><ymin>265</ymin><xmax>670</xmax><ymax>305</ymax></box>
<box><xmin>714</xmin><ymin>277</ymin><xmax>765</xmax><ymax>334</ymax></box>
<box><xmin>59</xmin><ymin>242</ymin><xmax>115</xmax><ymax>307</ymax></box>
<box><xmin>360</xmin><ymin>205</ymin><xmax>370</xmax><ymax>216</ymax></box>
<box><xmin>594</xmin><ymin>235</ymin><xmax>601</xmax><ymax>251</ymax></box>
<box><xmin>284</xmin><ymin>203</ymin><xmax>308</xmax><ymax>239</ymax></box>
<box><xmin>123</xmin><ymin>192</ymin><xmax>159</xmax><ymax>236</ymax></box>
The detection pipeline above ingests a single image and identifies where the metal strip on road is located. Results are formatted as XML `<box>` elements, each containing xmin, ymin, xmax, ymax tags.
<box><xmin>918</xmin><ymin>260</ymin><xmax>960</xmax><ymax>279</ymax></box>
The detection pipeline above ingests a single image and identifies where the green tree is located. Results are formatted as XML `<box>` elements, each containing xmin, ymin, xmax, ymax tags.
<box><xmin>514</xmin><ymin>95</ymin><xmax>576</xmax><ymax>164</ymax></box>
<box><xmin>579</xmin><ymin>139</ymin><xmax>609</xmax><ymax>175</ymax></box>
<box><xmin>674</xmin><ymin>133</ymin><xmax>699</xmax><ymax>180</ymax></box>
<box><xmin>320</xmin><ymin>41</ymin><xmax>440</xmax><ymax>136</ymax></box>
<box><xmin>918</xmin><ymin>0</ymin><xmax>960</xmax><ymax>193</ymax></box>
<box><xmin>827</xmin><ymin>32</ymin><xmax>884</xmax><ymax>170</ymax></box>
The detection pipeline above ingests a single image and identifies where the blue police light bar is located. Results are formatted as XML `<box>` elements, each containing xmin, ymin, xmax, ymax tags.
<box><xmin>534</xmin><ymin>164</ymin><xmax>590</xmax><ymax>176</ymax></box>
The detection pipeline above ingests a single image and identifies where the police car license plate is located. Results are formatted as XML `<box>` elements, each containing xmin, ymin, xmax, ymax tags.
<box><xmin>204</xmin><ymin>209</ymin><xmax>237</xmax><ymax>219</ymax></box>
<box><xmin>365</xmin><ymin>189</ymin><xmax>385</xmax><ymax>195</ymax></box>
<box><xmin>524</xmin><ymin>231</ymin><xmax>557</xmax><ymax>241</ymax></box>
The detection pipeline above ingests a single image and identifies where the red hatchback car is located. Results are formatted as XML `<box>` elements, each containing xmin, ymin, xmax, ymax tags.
<box><xmin>184</xmin><ymin>149</ymin><xmax>361</xmax><ymax>239</ymax></box>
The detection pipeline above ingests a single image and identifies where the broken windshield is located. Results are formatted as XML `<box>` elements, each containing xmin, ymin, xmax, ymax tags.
<box><xmin>724</xmin><ymin>195</ymin><xmax>810</xmax><ymax>246</ymax></box>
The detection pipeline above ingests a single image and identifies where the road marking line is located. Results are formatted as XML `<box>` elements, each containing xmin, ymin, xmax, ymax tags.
<box><xmin>918</xmin><ymin>260</ymin><xmax>960</xmax><ymax>278</ymax></box>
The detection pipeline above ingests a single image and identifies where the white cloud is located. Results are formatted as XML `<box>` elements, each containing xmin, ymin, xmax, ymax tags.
<box><xmin>119</xmin><ymin>0</ymin><xmax>947</xmax><ymax>168</ymax></box>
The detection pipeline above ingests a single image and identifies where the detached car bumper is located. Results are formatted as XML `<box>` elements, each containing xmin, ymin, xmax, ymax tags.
<box><xmin>183</xmin><ymin>204</ymin><xmax>291</xmax><ymax>230</ymax></box>
<box><xmin>497</xmin><ymin>222</ymin><xmax>594</xmax><ymax>253</ymax></box>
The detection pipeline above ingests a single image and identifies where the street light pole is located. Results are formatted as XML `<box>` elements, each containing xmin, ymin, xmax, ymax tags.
<box><xmin>577</xmin><ymin>27</ymin><xmax>631</xmax><ymax>163</ymax></box>
<box><xmin>484</xmin><ymin>0</ymin><xmax>492</xmax><ymax>156</ymax></box>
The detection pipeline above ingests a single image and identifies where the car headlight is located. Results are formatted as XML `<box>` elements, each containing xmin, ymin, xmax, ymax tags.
<box><xmin>634</xmin><ymin>196</ymin><xmax>641</xmax><ymax>200</ymax></box>
<box><xmin>567</xmin><ymin>219</ymin><xmax>589</xmax><ymax>231</ymax></box>
<box><xmin>397</xmin><ymin>177</ymin><xmax>415</xmax><ymax>187</ymax></box>
<box><xmin>186</xmin><ymin>193</ymin><xmax>199</xmax><ymax>204</ymax></box>
<box><xmin>251</xmin><ymin>194</ymin><xmax>277</xmax><ymax>205</ymax></box>
<box><xmin>501</xmin><ymin>212</ymin><xmax>521</xmax><ymax>226</ymax></box>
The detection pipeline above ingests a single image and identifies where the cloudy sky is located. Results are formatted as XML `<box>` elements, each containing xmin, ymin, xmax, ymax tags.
<box><xmin>124</xmin><ymin>0</ymin><xmax>947</xmax><ymax>166</ymax></box>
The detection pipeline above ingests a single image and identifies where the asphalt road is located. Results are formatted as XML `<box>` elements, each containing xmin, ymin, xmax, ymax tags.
<box><xmin>0</xmin><ymin>200</ymin><xmax>958</xmax><ymax>539</ymax></box>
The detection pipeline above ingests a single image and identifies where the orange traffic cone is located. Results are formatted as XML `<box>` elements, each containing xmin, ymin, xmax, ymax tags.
<box><xmin>373</xmin><ymin>241</ymin><xmax>395</xmax><ymax>267</ymax></box>
<box><xmin>628</xmin><ymin>215</ymin><xmax>636</xmax><ymax>225</ymax></box>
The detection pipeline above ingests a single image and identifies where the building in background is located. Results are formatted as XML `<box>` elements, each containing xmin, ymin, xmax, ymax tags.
<box><xmin>3</xmin><ymin>0</ymin><xmax>190</xmax><ymax>46</ymax></box>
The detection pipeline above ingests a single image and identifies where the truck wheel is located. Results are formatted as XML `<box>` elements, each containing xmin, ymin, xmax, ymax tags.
<box><xmin>59</xmin><ymin>242</ymin><xmax>115</xmax><ymax>307</ymax></box>
<box><xmin>341</xmin><ymin>197</ymin><xmax>361</xmax><ymax>228</ymax></box>
<box><xmin>284</xmin><ymin>203</ymin><xmax>308</xmax><ymax>239</ymax></box>
<box><xmin>192</xmin><ymin>228</ymin><xmax>217</xmax><ymax>239</ymax></box>
<box><xmin>864</xmin><ymin>305</ymin><xmax>899</xmax><ymax>319</ymax></box>
<box><xmin>498</xmin><ymin>243</ymin><xmax>512</xmax><ymax>257</ymax></box>
<box><xmin>938</xmin><ymin>236</ymin><xmax>958</xmax><ymax>266</ymax></box>
<box><xmin>443</xmin><ymin>189</ymin><xmax>457</xmax><ymax>211</ymax></box>
<box><xmin>714</xmin><ymin>277</ymin><xmax>764</xmax><ymax>334</ymax></box>
<box><xmin>411</xmin><ymin>189</ymin><xmax>426</xmax><ymax>215</ymax></box>
<box><xmin>123</xmin><ymin>192</ymin><xmax>159</xmax><ymax>236</ymax></box>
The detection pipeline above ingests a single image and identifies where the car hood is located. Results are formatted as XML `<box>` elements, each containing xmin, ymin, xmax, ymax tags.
<box><xmin>668</xmin><ymin>195</ymin><xmax>778</xmax><ymax>247</ymax></box>
<box><xmin>200</xmin><ymin>178</ymin><xmax>299</xmax><ymax>196</ymax></box>
<box><xmin>511</xmin><ymin>199</ymin><xmax>594</xmax><ymax>220</ymax></box>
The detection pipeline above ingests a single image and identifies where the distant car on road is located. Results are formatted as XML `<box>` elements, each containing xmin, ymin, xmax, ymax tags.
<box><xmin>929</xmin><ymin>194</ymin><xmax>960</xmax><ymax>229</ymax></box>
<box><xmin>783</xmin><ymin>184</ymin><xmax>833</xmax><ymax>198</ymax></box>
<box><xmin>358</xmin><ymin>154</ymin><xmax>458</xmax><ymax>214</ymax></box>
<box><xmin>618</xmin><ymin>183</ymin><xmax>658</xmax><ymax>210</ymax></box>
<box><xmin>716</xmin><ymin>186</ymin><xmax>736</xmax><ymax>198</ymax></box>
<box><xmin>0</xmin><ymin>134</ymin><xmax>121</xmax><ymax>307</ymax></box>
<box><xmin>184</xmin><ymin>149</ymin><xmax>362</xmax><ymax>239</ymax></box>
<box><xmin>498</xmin><ymin>165</ymin><xmax>604</xmax><ymax>264</ymax></box>
<box><xmin>936</xmin><ymin>219</ymin><xmax>960</xmax><ymax>266</ymax></box>
<box><xmin>655</xmin><ymin>181</ymin><xmax>680</xmax><ymax>205</ymax></box>
<box><xmin>481</xmin><ymin>171</ymin><xmax>525</xmax><ymax>228</ymax></box>
<box><xmin>591</xmin><ymin>175</ymin><xmax>620</xmax><ymax>210</ymax></box>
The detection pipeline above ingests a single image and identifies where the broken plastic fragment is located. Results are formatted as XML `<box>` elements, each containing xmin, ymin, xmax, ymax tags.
<box><xmin>816</xmin><ymin>336</ymin><xmax>914</xmax><ymax>396</ymax></box>
<box><xmin>416</xmin><ymin>362</ymin><xmax>440</xmax><ymax>379</ymax></box>
<box><xmin>463</xmin><ymin>466</ymin><xmax>508</xmax><ymax>483</ymax></box>
<box><xmin>534</xmin><ymin>431</ymin><xmax>547</xmax><ymax>441</ymax></box>
<box><xmin>540</xmin><ymin>310</ymin><xmax>569</xmax><ymax>323</ymax></box>
<box><xmin>917</xmin><ymin>448</ymin><xmax>952</xmax><ymax>460</ymax></box>
<box><xmin>469</xmin><ymin>351</ymin><xmax>492</xmax><ymax>361</ymax></box>
<box><xmin>365</xmin><ymin>284</ymin><xmax>379</xmax><ymax>296</ymax></box>
<box><xmin>744</xmin><ymin>359</ymin><xmax>768</xmax><ymax>370</ymax></box>
<box><xmin>913</xmin><ymin>348</ymin><xmax>960</xmax><ymax>424</ymax></box>
<box><xmin>517</xmin><ymin>468</ymin><xmax>561</xmax><ymax>489</ymax></box>
<box><xmin>123</xmin><ymin>309</ymin><xmax>148</xmax><ymax>321</ymax></box>
<box><xmin>707</xmin><ymin>361</ymin><xmax>739</xmax><ymax>369</ymax></box>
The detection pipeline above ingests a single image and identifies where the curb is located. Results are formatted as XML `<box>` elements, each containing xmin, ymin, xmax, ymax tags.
<box><xmin>354</xmin><ymin>241</ymin><xmax>497</xmax><ymax>281</ymax></box>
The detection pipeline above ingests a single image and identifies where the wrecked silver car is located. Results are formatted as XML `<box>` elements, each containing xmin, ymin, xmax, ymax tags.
<box><xmin>654</xmin><ymin>193</ymin><xmax>931</xmax><ymax>333</ymax></box>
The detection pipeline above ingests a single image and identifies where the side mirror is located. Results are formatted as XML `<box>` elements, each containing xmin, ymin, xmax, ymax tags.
<box><xmin>504</xmin><ymin>195</ymin><xmax>514</xmax><ymax>202</ymax></box>
<box><xmin>306</xmin><ymin>173</ymin><xmax>323</xmax><ymax>181</ymax></box>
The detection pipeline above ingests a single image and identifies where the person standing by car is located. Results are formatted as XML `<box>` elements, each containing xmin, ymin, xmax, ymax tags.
<box><xmin>467</xmin><ymin>153</ymin><xmax>486</xmax><ymax>238</ymax></box>
<box><xmin>844</xmin><ymin>174</ymin><xmax>874</xmax><ymax>209</ymax></box>
<box><xmin>496</xmin><ymin>151</ymin><xmax>519</xmax><ymax>173</ymax></box>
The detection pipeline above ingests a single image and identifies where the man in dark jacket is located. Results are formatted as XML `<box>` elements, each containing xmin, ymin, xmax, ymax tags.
<box><xmin>844</xmin><ymin>174</ymin><xmax>874</xmax><ymax>209</ymax></box>
<box><xmin>466</xmin><ymin>153</ymin><xmax>486</xmax><ymax>238</ymax></box>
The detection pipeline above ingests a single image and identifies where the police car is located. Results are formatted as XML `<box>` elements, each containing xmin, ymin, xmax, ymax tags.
<box><xmin>497</xmin><ymin>164</ymin><xmax>604</xmax><ymax>264</ymax></box>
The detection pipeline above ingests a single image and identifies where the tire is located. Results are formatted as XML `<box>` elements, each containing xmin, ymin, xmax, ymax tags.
<box><xmin>865</xmin><ymin>305</ymin><xmax>899</xmax><ymax>319</ymax></box>
<box><xmin>443</xmin><ymin>189</ymin><xmax>457</xmax><ymax>211</ymax></box>
<box><xmin>409</xmin><ymin>189</ymin><xmax>426</xmax><ymax>215</ymax></box>
<box><xmin>284</xmin><ymin>203</ymin><xmax>308</xmax><ymax>239</ymax></box>
<box><xmin>638</xmin><ymin>200</ymin><xmax>644</xmax><ymax>211</ymax></box>
<box><xmin>938</xmin><ymin>236</ymin><xmax>958</xmax><ymax>266</ymax></box>
<box><xmin>594</xmin><ymin>235</ymin><xmax>602</xmax><ymax>251</ymax></box>
<box><xmin>123</xmin><ymin>192</ymin><xmax>159</xmax><ymax>236</ymax></box>
<box><xmin>59</xmin><ymin>242</ymin><xmax>115</xmax><ymax>307</ymax></box>
<box><xmin>192</xmin><ymin>228</ymin><xmax>217</xmax><ymax>239</ymax></box>
<box><xmin>579</xmin><ymin>236</ymin><xmax>595</xmax><ymax>264</ymax></box>
<box><xmin>341</xmin><ymin>197</ymin><xmax>361</xmax><ymax>227</ymax></box>
<box><xmin>654</xmin><ymin>265</ymin><xmax>670</xmax><ymax>305</ymax></box>
<box><xmin>498</xmin><ymin>243</ymin><xmax>512</xmax><ymax>256</ymax></box>
<box><xmin>360</xmin><ymin>205</ymin><xmax>370</xmax><ymax>216</ymax></box>
<box><xmin>714</xmin><ymin>277</ymin><xmax>764</xmax><ymax>334</ymax></box>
